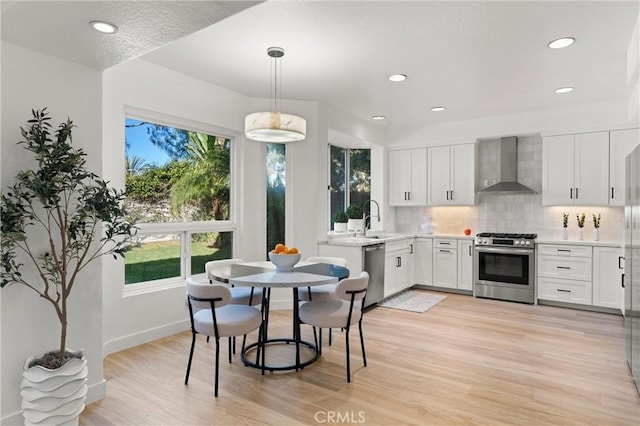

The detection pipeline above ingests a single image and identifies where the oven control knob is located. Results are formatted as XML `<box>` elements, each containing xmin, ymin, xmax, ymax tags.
<box><xmin>514</xmin><ymin>240</ymin><xmax>520</xmax><ymax>245</ymax></box>
<box><xmin>525</xmin><ymin>241</ymin><xmax>531</xmax><ymax>246</ymax></box>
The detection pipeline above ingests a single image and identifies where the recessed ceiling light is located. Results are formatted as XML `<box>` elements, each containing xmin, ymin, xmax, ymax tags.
<box><xmin>90</xmin><ymin>21</ymin><xmax>118</xmax><ymax>34</ymax></box>
<box><xmin>388</xmin><ymin>74</ymin><xmax>407</xmax><ymax>82</ymax></box>
<box><xmin>372</xmin><ymin>115</ymin><xmax>386</xmax><ymax>120</ymax></box>
<box><xmin>431</xmin><ymin>106</ymin><xmax>446</xmax><ymax>112</ymax></box>
<box><xmin>555</xmin><ymin>87</ymin><xmax>574</xmax><ymax>94</ymax></box>
<box><xmin>548</xmin><ymin>37</ymin><xmax>575</xmax><ymax>49</ymax></box>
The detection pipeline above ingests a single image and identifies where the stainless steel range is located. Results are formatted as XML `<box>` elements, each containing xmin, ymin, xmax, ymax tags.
<box><xmin>474</xmin><ymin>233</ymin><xmax>536</xmax><ymax>304</ymax></box>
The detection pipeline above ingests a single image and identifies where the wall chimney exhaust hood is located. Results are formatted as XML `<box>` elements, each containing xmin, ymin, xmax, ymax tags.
<box><xmin>479</xmin><ymin>137</ymin><xmax>536</xmax><ymax>194</ymax></box>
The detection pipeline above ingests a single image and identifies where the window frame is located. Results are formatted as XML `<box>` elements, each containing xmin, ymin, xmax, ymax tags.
<box><xmin>122</xmin><ymin>107</ymin><xmax>238</xmax><ymax>296</ymax></box>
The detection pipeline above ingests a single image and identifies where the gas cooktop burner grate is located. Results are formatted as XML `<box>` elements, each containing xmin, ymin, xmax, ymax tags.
<box><xmin>476</xmin><ymin>232</ymin><xmax>537</xmax><ymax>239</ymax></box>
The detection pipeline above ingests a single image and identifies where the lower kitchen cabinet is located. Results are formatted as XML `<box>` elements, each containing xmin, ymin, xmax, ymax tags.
<box><xmin>384</xmin><ymin>240</ymin><xmax>411</xmax><ymax>297</ymax></box>
<box><xmin>537</xmin><ymin>243</ymin><xmax>622</xmax><ymax>311</ymax></box>
<box><xmin>433</xmin><ymin>239</ymin><xmax>457</xmax><ymax>288</ymax></box>
<box><xmin>592</xmin><ymin>246</ymin><xmax>623</xmax><ymax>309</ymax></box>
<box><xmin>413</xmin><ymin>238</ymin><xmax>433</xmax><ymax>285</ymax></box>
<box><xmin>457</xmin><ymin>240</ymin><xmax>474</xmax><ymax>291</ymax></box>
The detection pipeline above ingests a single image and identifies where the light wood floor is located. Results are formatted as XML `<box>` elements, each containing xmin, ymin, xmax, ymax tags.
<box><xmin>81</xmin><ymin>291</ymin><xmax>640</xmax><ymax>425</ymax></box>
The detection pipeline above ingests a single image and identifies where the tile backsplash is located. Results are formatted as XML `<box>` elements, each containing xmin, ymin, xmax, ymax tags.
<box><xmin>393</xmin><ymin>135</ymin><xmax>624</xmax><ymax>243</ymax></box>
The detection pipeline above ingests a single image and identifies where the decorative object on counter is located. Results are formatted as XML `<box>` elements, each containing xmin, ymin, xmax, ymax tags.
<box><xmin>576</xmin><ymin>213</ymin><xmax>586</xmax><ymax>240</ymax></box>
<box><xmin>562</xmin><ymin>212</ymin><xmax>569</xmax><ymax>240</ymax></box>
<box><xmin>333</xmin><ymin>211</ymin><xmax>349</xmax><ymax>233</ymax></box>
<box><xmin>345</xmin><ymin>204</ymin><xmax>364</xmax><ymax>232</ymax></box>
<box><xmin>420</xmin><ymin>215</ymin><xmax>436</xmax><ymax>234</ymax></box>
<box><xmin>592</xmin><ymin>213</ymin><xmax>601</xmax><ymax>241</ymax></box>
<box><xmin>464</xmin><ymin>228</ymin><xmax>471</xmax><ymax>236</ymax></box>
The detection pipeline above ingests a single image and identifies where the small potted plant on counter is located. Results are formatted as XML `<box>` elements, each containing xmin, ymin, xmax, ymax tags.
<box><xmin>592</xmin><ymin>213</ymin><xmax>601</xmax><ymax>241</ymax></box>
<box><xmin>576</xmin><ymin>213</ymin><xmax>586</xmax><ymax>240</ymax></box>
<box><xmin>562</xmin><ymin>212</ymin><xmax>569</xmax><ymax>240</ymax></box>
<box><xmin>333</xmin><ymin>211</ymin><xmax>349</xmax><ymax>233</ymax></box>
<box><xmin>345</xmin><ymin>204</ymin><xmax>364</xmax><ymax>233</ymax></box>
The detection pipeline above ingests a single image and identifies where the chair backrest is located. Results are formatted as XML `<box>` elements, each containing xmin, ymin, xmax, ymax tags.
<box><xmin>205</xmin><ymin>258</ymin><xmax>245</xmax><ymax>282</ymax></box>
<box><xmin>335</xmin><ymin>271</ymin><xmax>369</xmax><ymax>302</ymax></box>
<box><xmin>305</xmin><ymin>256</ymin><xmax>348</xmax><ymax>268</ymax></box>
<box><xmin>185</xmin><ymin>278</ymin><xmax>232</xmax><ymax>312</ymax></box>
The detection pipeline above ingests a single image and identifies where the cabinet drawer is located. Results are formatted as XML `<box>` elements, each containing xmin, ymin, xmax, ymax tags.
<box><xmin>538</xmin><ymin>255</ymin><xmax>592</xmax><ymax>281</ymax></box>
<box><xmin>537</xmin><ymin>277</ymin><xmax>592</xmax><ymax>305</ymax></box>
<box><xmin>434</xmin><ymin>239</ymin><xmax>457</xmax><ymax>249</ymax></box>
<box><xmin>386</xmin><ymin>239</ymin><xmax>409</xmax><ymax>254</ymax></box>
<box><xmin>537</xmin><ymin>244</ymin><xmax>592</xmax><ymax>258</ymax></box>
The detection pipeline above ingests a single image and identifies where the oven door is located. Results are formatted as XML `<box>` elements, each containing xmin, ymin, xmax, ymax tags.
<box><xmin>474</xmin><ymin>245</ymin><xmax>535</xmax><ymax>303</ymax></box>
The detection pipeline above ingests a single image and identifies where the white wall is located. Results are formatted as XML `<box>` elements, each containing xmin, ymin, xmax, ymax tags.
<box><xmin>1</xmin><ymin>42</ymin><xmax>105</xmax><ymax>423</ymax></box>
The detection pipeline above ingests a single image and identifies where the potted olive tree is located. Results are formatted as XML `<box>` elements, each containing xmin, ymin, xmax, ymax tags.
<box><xmin>1</xmin><ymin>109</ymin><xmax>135</xmax><ymax>424</ymax></box>
<box><xmin>333</xmin><ymin>211</ymin><xmax>349</xmax><ymax>233</ymax></box>
<box><xmin>345</xmin><ymin>204</ymin><xmax>364</xmax><ymax>233</ymax></box>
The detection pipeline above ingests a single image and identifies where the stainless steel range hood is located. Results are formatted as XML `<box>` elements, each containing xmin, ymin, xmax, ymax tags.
<box><xmin>479</xmin><ymin>137</ymin><xmax>536</xmax><ymax>194</ymax></box>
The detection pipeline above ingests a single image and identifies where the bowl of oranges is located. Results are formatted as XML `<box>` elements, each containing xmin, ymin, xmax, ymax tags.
<box><xmin>268</xmin><ymin>243</ymin><xmax>301</xmax><ymax>272</ymax></box>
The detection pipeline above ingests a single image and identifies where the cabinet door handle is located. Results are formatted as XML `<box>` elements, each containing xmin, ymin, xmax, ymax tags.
<box><xmin>556</xmin><ymin>266</ymin><xmax>571</xmax><ymax>270</ymax></box>
<box><xmin>468</xmin><ymin>245</ymin><xmax>472</xmax><ymax>256</ymax></box>
<box><xmin>396</xmin><ymin>256</ymin><xmax>401</xmax><ymax>267</ymax></box>
<box><xmin>557</xmin><ymin>289</ymin><xmax>571</xmax><ymax>293</ymax></box>
<box><xmin>612</xmin><ymin>187</ymin><xmax>615</xmax><ymax>199</ymax></box>
<box><xmin>440</xmin><ymin>249</ymin><xmax>451</xmax><ymax>253</ymax></box>
<box><xmin>557</xmin><ymin>249</ymin><xmax>571</xmax><ymax>253</ymax></box>
<box><xmin>450</xmin><ymin>190</ymin><xmax>453</xmax><ymax>200</ymax></box>
<box><xmin>408</xmin><ymin>191</ymin><xmax>411</xmax><ymax>201</ymax></box>
<box><xmin>575</xmin><ymin>188</ymin><xmax>579</xmax><ymax>199</ymax></box>
<box><xmin>409</xmin><ymin>244</ymin><xmax>414</xmax><ymax>254</ymax></box>
<box><xmin>570</xmin><ymin>188</ymin><xmax>573</xmax><ymax>199</ymax></box>
<box><xmin>619</xmin><ymin>256</ymin><xmax>624</xmax><ymax>270</ymax></box>
<box><xmin>446</xmin><ymin>190</ymin><xmax>449</xmax><ymax>200</ymax></box>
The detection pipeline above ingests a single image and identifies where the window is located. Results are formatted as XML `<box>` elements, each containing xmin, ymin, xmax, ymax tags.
<box><xmin>266</xmin><ymin>143</ymin><xmax>286</xmax><ymax>256</ymax></box>
<box><xmin>124</xmin><ymin>117</ymin><xmax>234</xmax><ymax>286</ymax></box>
<box><xmin>329</xmin><ymin>145</ymin><xmax>371</xmax><ymax>228</ymax></box>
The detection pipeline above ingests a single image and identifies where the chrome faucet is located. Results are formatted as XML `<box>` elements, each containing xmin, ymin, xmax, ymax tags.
<box><xmin>361</xmin><ymin>199</ymin><xmax>381</xmax><ymax>237</ymax></box>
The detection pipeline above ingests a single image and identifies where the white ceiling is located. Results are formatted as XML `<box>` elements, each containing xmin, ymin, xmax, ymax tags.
<box><xmin>2</xmin><ymin>1</ymin><xmax>639</xmax><ymax>133</ymax></box>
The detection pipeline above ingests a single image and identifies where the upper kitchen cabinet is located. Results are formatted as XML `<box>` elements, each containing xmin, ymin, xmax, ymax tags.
<box><xmin>609</xmin><ymin>128</ymin><xmax>640</xmax><ymax>206</ymax></box>
<box><xmin>388</xmin><ymin>148</ymin><xmax>427</xmax><ymax>206</ymax></box>
<box><xmin>542</xmin><ymin>132</ymin><xmax>609</xmax><ymax>206</ymax></box>
<box><xmin>428</xmin><ymin>143</ymin><xmax>476</xmax><ymax>206</ymax></box>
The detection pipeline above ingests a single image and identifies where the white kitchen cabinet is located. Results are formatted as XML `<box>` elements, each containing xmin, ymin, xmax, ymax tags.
<box><xmin>537</xmin><ymin>243</ymin><xmax>593</xmax><ymax>305</ymax></box>
<box><xmin>457</xmin><ymin>240</ymin><xmax>474</xmax><ymax>291</ymax></box>
<box><xmin>542</xmin><ymin>132</ymin><xmax>609</xmax><ymax>205</ymax></box>
<box><xmin>388</xmin><ymin>148</ymin><xmax>427</xmax><ymax>206</ymax></box>
<box><xmin>609</xmin><ymin>128</ymin><xmax>640</xmax><ymax>206</ymax></box>
<box><xmin>592</xmin><ymin>246</ymin><xmax>623</xmax><ymax>309</ymax></box>
<box><xmin>432</xmin><ymin>239</ymin><xmax>457</xmax><ymax>288</ymax></box>
<box><xmin>413</xmin><ymin>238</ymin><xmax>433</xmax><ymax>286</ymax></box>
<box><xmin>428</xmin><ymin>144</ymin><xmax>476</xmax><ymax>206</ymax></box>
<box><xmin>384</xmin><ymin>240</ymin><xmax>411</xmax><ymax>297</ymax></box>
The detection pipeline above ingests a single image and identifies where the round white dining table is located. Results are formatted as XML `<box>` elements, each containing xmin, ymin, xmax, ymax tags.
<box><xmin>213</xmin><ymin>261</ymin><xmax>349</xmax><ymax>373</ymax></box>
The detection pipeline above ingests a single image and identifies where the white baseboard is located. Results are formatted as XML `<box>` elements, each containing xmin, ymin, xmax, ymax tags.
<box><xmin>103</xmin><ymin>319</ymin><xmax>190</xmax><ymax>356</ymax></box>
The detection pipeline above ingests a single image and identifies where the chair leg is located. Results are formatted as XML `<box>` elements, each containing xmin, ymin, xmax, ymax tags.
<box><xmin>318</xmin><ymin>328</ymin><xmax>323</xmax><ymax>355</ymax></box>
<box><xmin>185</xmin><ymin>332</ymin><xmax>197</xmax><ymax>385</ymax></box>
<box><xmin>345</xmin><ymin>327</ymin><xmax>351</xmax><ymax>383</ymax></box>
<box><xmin>214</xmin><ymin>337</ymin><xmax>220</xmax><ymax>397</ymax></box>
<box><xmin>359</xmin><ymin>320</ymin><xmax>367</xmax><ymax>367</ymax></box>
<box><xmin>233</xmin><ymin>336</ymin><xmax>236</xmax><ymax>354</ymax></box>
<box><xmin>228</xmin><ymin>336</ymin><xmax>232</xmax><ymax>363</ymax></box>
<box><xmin>329</xmin><ymin>328</ymin><xmax>332</xmax><ymax>346</ymax></box>
<box><xmin>206</xmin><ymin>336</ymin><xmax>210</xmax><ymax>343</ymax></box>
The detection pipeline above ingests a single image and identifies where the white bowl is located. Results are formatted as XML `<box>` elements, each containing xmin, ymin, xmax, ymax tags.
<box><xmin>268</xmin><ymin>252</ymin><xmax>301</xmax><ymax>272</ymax></box>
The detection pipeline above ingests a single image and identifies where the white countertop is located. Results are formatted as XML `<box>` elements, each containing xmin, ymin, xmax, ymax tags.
<box><xmin>319</xmin><ymin>232</ymin><xmax>475</xmax><ymax>247</ymax></box>
<box><xmin>535</xmin><ymin>238</ymin><xmax>621</xmax><ymax>248</ymax></box>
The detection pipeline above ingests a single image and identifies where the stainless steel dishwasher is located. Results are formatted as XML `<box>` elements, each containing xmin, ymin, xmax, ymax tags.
<box><xmin>363</xmin><ymin>243</ymin><xmax>385</xmax><ymax>308</ymax></box>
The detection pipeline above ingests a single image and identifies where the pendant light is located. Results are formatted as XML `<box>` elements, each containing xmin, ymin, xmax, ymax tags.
<box><xmin>245</xmin><ymin>47</ymin><xmax>306</xmax><ymax>143</ymax></box>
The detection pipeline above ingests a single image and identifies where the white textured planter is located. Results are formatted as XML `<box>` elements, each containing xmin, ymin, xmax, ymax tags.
<box><xmin>577</xmin><ymin>228</ymin><xmax>584</xmax><ymax>240</ymax></box>
<box><xmin>593</xmin><ymin>229</ymin><xmax>600</xmax><ymax>241</ymax></box>
<box><xmin>21</xmin><ymin>349</ymin><xmax>87</xmax><ymax>426</ymax></box>
<box><xmin>333</xmin><ymin>222</ymin><xmax>348</xmax><ymax>233</ymax></box>
<box><xmin>562</xmin><ymin>228</ymin><xmax>568</xmax><ymax>240</ymax></box>
<box><xmin>347</xmin><ymin>218</ymin><xmax>363</xmax><ymax>232</ymax></box>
